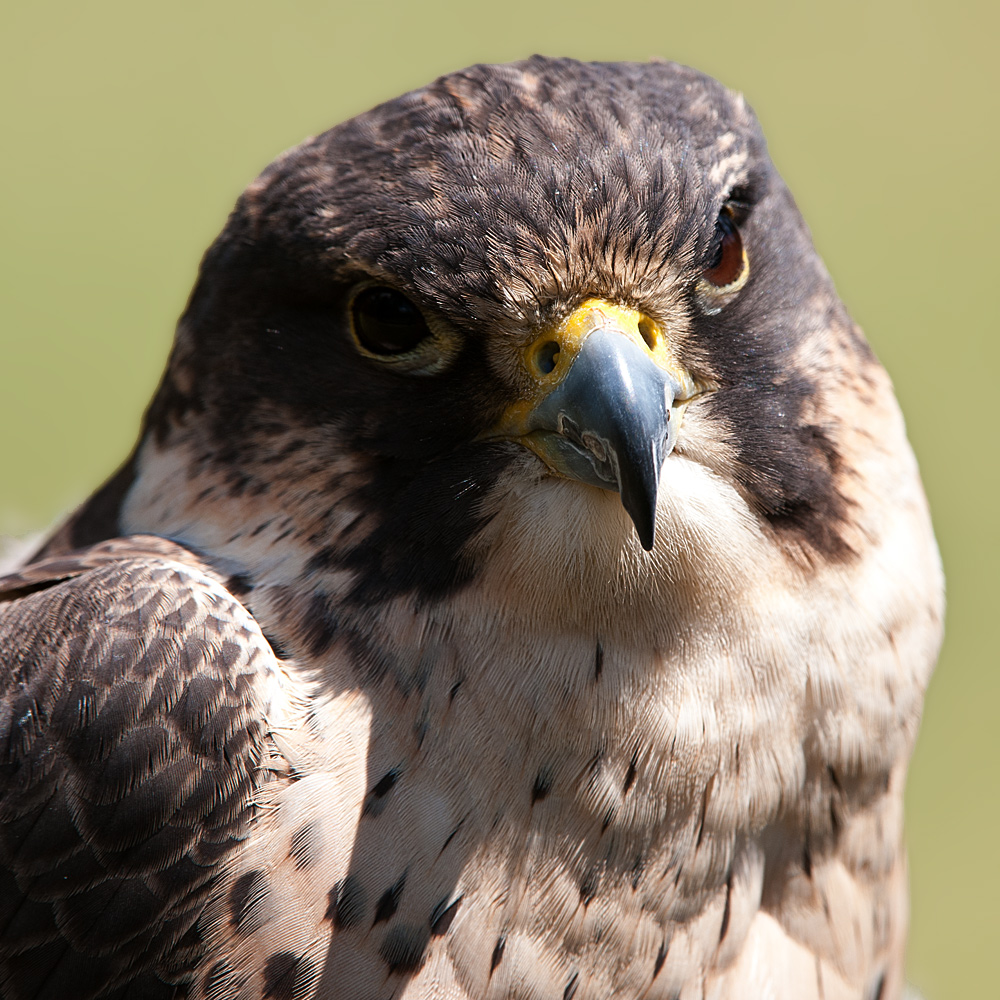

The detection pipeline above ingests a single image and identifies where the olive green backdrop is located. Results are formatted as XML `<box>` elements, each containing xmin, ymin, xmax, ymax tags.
<box><xmin>2</xmin><ymin>0</ymin><xmax>995</xmax><ymax>993</ymax></box>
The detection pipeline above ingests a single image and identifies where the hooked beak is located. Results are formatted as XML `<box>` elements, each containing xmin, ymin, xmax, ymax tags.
<box><xmin>489</xmin><ymin>299</ymin><xmax>702</xmax><ymax>551</ymax></box>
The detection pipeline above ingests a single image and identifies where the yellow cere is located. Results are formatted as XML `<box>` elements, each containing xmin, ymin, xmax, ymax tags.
<box><xmin>498</xmin><ymin>298</ymin><xmax>698</xmax><ymax>437</ymax></box>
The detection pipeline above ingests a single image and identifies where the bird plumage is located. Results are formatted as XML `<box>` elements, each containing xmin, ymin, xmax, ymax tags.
<box><xmin>0</xmin><ymin>57</ymin><xmax>942</xmax><ymax>999</ymax></box>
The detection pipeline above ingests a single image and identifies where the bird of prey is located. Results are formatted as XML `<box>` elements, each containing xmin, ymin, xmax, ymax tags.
<box><xmin>0</xmin><ymin>57</ymin><xmax>942</xmax><ymax>1000</ymax></box>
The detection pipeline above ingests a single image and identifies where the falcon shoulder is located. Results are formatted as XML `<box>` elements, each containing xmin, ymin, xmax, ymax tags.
<box><xmin>0</xmin><ymin>536</ymin><xmax>278</xmax><ymax>999</ymax></box>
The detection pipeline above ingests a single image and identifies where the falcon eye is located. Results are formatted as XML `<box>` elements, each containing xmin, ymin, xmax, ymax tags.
<box><xmin>351</xmin><ymin>286</ymin><xmax>432</xmax><ymax>356</ymax></box>
<box><xmin>696</xmin><ymin>207</ymin><xmax>750</xmax><ymax>314</ymax></box>
<box><xmin>347</xmin><ymin>284</ymin><xmax>461</xmax><ymax>375</ymax></box>
<box><xmin>704</xmin><ymin>210</ymin><xmax>746</xmax><ymax>288</ymax></box>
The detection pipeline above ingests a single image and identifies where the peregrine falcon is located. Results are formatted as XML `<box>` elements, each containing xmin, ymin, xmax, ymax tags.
<box><xmin>0</xmin><ymin>57</ymin><xmax>942</xmax><ymax>1000</ymax></box>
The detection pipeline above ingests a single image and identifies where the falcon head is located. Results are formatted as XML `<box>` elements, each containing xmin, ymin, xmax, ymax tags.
<box><xmin>71</xmin><ymin>57</ymin><xmax>912</xmax><ymax>624</ymax></box>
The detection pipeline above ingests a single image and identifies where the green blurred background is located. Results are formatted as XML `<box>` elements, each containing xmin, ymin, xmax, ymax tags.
<box><xmin>1</xmin><ymin>0</ymin><xmax>995</xmax><ymax>993</ymax></box>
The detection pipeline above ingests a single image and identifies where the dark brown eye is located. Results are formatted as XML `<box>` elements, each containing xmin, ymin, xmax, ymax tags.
<box><xmin>703</xmin><ymin>209</ymin><xmax>747</xmax><ymax>289</ymax></box>
<box><xmin>351</xmin><ymin>286</ymin><xmax>431</xmax><ymax>355</ymax></box>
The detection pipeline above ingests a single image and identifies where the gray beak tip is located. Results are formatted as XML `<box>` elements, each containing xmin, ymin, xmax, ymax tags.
<box><xmin>636</xmin><ymin>521</ymin><xmax>656</xmax><ymax>552</ymax></box>
<box><xmin>619</xmin><ymin>469</ymin><xmax>658</xmax><ymax>551</ymax></box>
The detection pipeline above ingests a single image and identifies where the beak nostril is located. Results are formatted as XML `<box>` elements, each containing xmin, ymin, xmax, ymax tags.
<box><xmin>534</xmin><ymin>340</ymin><xmax>561</xmax><ymax>375</ymax></box>
<box><xmin>637</xmin><ymin>318</ymin><xmax>657</xmax><ymax>350</ymax></box>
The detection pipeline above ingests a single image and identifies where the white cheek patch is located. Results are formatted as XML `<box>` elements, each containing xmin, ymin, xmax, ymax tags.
<box><xmin>121</xmin><ymin>436</ymin><xmax>363</xmax><ymax>586</ymax></box>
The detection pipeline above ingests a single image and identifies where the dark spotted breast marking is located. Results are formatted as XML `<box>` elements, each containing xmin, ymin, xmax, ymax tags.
<box><xmin>262</xmin><ymin>951</ymin><xmax>319</xmax><ymax>1000</ymax></box>
<box><xmin>627</xmin><ymin>852</ymin><xmax>645</xmax><ymax>889</ymax></box>
<box><xmin>430</xmin><ymin>895</ymin><xmax>462</xmax><ymax>935</ymax></box>
<box><xmin>653</xmin><ymin>939</ymin><xmax>668</xmax><ymax>978</ymax></box>
<box><xmin>380</xmin><ymin>922</ymin><xmax>431</xmax><ymax>974</ymax></box>
<box><xmin>439</xmin><ymin>820</ymin><xmax>463</xmax><ymax>855</ymax></box>
<box><xmin>414</xmin><ymin>716</ymin><xmax>429</xmax><ymax>748</ymax></box>
<box><xmin>490</xmin><ymin>934</ymin><xmax>506</xmax><ymax>974</ymax></box>
<box><xmin>331</xmin><ymin>874</ymin><xmax>367</xmax><ymax>929</ymax></box>
<box><xmin>829</xmin><ymin>796</ymin><xmax>841</xmax><ymax>834</ymax></box>
<box><xmin>600</xmin><ymin>806</ymin><xmax>616</xmax><ymax>833</ymax></box>
<box><xmin>563</xmin><ymin>972</ymin><xmax>579</xmax><ymax>1000</ymax></box>
<box><xmin>373</xmin><ymin>871</ymin><xmax>407</xmax><ymax>924</ymax></box>
<box><xmin>579</xmin><ymin>864</ymin><xmax>601</xmax><ymax>906</ymax></box>
<box><xmin>363</xmin><ymin>766</ymin><xmax>401</xmax><ymax>816</ymax></box>
<box><xmin>228</xmin><ymin>869</ymin><xmax>270</xmax><ymax>935</ymax></box>
<box><xmin>225</xmin><ymin>472</ymin><xmax>252</xmax><ymax>498</ymax></box>
<box><xmin>622</xmin><ymin>751</ymin><xmax>638</xmax><ymax>795</ymax></box>
<box><xmin>531</xmin><ymin>766</ymin><xmax>553</xmax><ymax>804</ymax></box>
<box><xmin>594</xmin><ymin>642</ymin><xmax>604</xmax><ymax>680</ymax></box>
